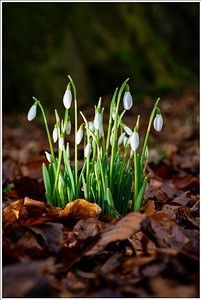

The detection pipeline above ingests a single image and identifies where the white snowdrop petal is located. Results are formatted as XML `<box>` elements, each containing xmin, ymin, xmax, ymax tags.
<box><xmin>84</xmin><ymin>143</ymin><xmax>91</xmax><ymax>158</ymax></box>
<box><xmin>123</xmin><ymin>92</ymin><xmax>133</xmax><ymax>110</ymax></box>
<box><xmin>63</xmin><ymin>89</ymin><xmax>72</xmax><ymax>109</ymax></box>
<box><xmin>59</xmin><ymin>137</ymin><xmax>64</xmax><ymax>151</ymax></box>
<box><xmin>110</xmin><ymin>133</ymin><xmax>114</xmax><ymax>146</ymax></box>
<box><xmin>66</xmin><ymin>120</ymin><xmax>71</xmax><ymax>135</ymax></box>
<box><xmin>76</xmin><ymin>128</ymin><xmax>83</xmax><ymax>145</ymax></box>
<box><xmin>153</xmin><ymin>114</ymin><xmax>163</xmax><ymax>132</ymax></box>
<box><xmin>45</xmin><ymin>151</ymin><xmax>51</xmax><ymax>163</ymax></box>
<box><xmin>124</xmin><ymin>125</ymin><xmax>132</xmax><ymax>136</ymax></box>
<box><xmin>118</xmin><ymin>132</ymin><xmax>125</xmax><ymax>146</ymax></box>
<box><xmin>27</xmin><ymin>104</ymin><xmax>37</xmax><ymax>121</ymax></box>
<box><xmin>89</xmin><ymin>121</ymin><xmax>95</xmax><ymax>132</ymax></box>
<box><xmin>94</xmin><ymin>113</ymin><xmax>102</xmax><ymax>130</ymax></box>
<box><xmin>130</xmin><ymin>132</ymin><xmax>139</xmax><ymax>151</ymax></box>
<box><xmin>53</xmin><ymin>127</ymin><xmax>58</xmax><ymax>143</ymax></box>
<box><xmin>123</xmin><ymin>136</ymin><xmax>128</xmax><ymax>146</ymax></box>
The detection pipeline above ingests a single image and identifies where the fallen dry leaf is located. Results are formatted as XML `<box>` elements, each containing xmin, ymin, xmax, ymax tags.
<box><xmin>59</xmin><ymin>199</ymin><xmax>102</xmax><ymax>220</ymax></box>
<box><xmin>85</xmin><ymin>212</ymin><xmax>146</xmax><ymax>256</ymax></box>
<box><xmin>141</xmin><ymin>212</ymin><xmax>189</xmax><ymax>248</ymax></box>
<box><xmin>2</xmin><ymin>197</ymin><xmax>101</xmax><ymax>233</ymax></box>
<box><xmin>177</xmin><ymin>206</ymin><xmax>199</xmax><ymax>228</ymax></box>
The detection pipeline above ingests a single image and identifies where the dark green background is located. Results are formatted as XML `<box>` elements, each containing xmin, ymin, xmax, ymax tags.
<box><xmin>3</xmin><ymin>2</ymin><xmax>199</xmax><ymax>113</ymax></box>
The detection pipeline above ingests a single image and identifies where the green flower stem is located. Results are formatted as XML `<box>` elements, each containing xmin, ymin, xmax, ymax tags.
<box><xmin>140</xmin><ymin>97</ymin><xmax>160</xmax><ymax>168</ymax></box>
<box><xmin>105</xmin><ymin>88</ymin><xmax>118</xmax><ymax>154</ymax></box>
<box><xmin>33</xmin><ymin>97</ymin><xmax>55</xmax><ymax>161</ymax></box>
<box><xmin>109</xmin><ymin>78</ymin><xmax>129</xmax><ymax>189</ymax></box>
<box><xmin>68</xmin><ymin>75</ymin><xmax>78</xmax><ymax>193</ymax></box>
<box><xmin>63</xmin><ymin>108</ymin><xmax>69</xmax><ymax>134</ymax></box>
<box><xmin>101</xmin><ymin>107</ymin><xmax>105</xmax><ymax>153</ymax></box>
<box><xmin>93</xmin><ymin>129</ymin><xmax>98</xmax><ymax>160</ymax></box>
<box><xmin>133</xmin><ymin>150</ymin><xmax>138</xmax><ymax>205</ymax></box>
<box><xmin>52</xmin><ymin>140</ymin><xmax>63</xmax><ymax>202</ymax></box>
<box><xmin>134</xmin><ymin>173</ymin><xmax>151</xmax><ymax>211</ymax></box>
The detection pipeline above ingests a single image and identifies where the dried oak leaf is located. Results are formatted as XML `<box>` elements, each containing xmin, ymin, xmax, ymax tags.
<box><xmin>58</xmin><ymin>199</ymin><xmax>101</xmax><ymax>220</ymax></box>
<box><xmin>3</xmin><ymin>197</ymin><xmax>101</xmax><ymax>232</ymax></box>
<box><xmin>85</xmin><ymin>212</ymin><xmax>146</xmax><ymax>256</ymax></box>
<box><xmin>2</xmin><ymin>197</ymin><xmax>54</xmax><ymax>231</ymax></box>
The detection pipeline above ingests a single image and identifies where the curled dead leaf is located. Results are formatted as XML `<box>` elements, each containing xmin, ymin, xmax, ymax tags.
<box><xmin>85</xmin><ymin>212</ymin><xmax>146</xmax><ymax>256</ymax></box>
<box><xmin>177</xmin><ymin>206</ymin><xmax>199</xmax><ymax>228</ymax></box>
<box><xmin>3</xmin><ymin>197</ymin><xmax>101</xmax><ymax>232</ymax></box>
<box><xmin>141</xmin><ymin>212</ymin><xmax>189</xmax><ymax>248</ymax></box>
<box><xmin>59</xmin><ymin>199</ymin><xmax>101</xmax><ymax>220</ymax></box>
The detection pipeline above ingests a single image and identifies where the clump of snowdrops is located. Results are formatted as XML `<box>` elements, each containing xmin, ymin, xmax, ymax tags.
<box><xmin>27</xmin><ymin>76</ymin><xmax>163</xmax><ymax>218</ymax></box>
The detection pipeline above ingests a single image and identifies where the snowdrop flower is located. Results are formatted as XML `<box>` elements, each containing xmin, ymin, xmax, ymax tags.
<box><xmin>123</xmin><ymin>125</ymin><xmax>132</xmax><ymax>136</ymax></box>
<box><xmin>110</xmin><ymin>133</ymin><xmax>114</xmax><ymax>146</ymax></box>
<box><xmin>94</xmin><ymin>112</ymin><xmax>102</xmax><ymax>130</ymax></box>
<box><xmin>76</xmin><ymin>126</ymin><xmax>83</xmax><ymax>145</ymax></box>
<box><xmin>63</xmin><ymin>85</ymin><xmax>72</xmax><ymax>109</ymax></box>
<box><xmin>66</xmin><ymin>119</ymin><xmax>71</xmax><ymax>135</ymax></box>
<box><xmin>84</xmin><ymin>143</ymin><xmax>91</xmax><ymax>158</ymax></box>
<box><xmin>59</xmin><ymin>136</ymin><xmax>64</xmax><ymax>151</ymax></box>
<box><xmin>118</xmin><ymin>132</ymin><xmax>125</xmax><ymax>146</ymax></box>
<box><xmin>98</xmin><ymin>127</ymin><xmax>103</xmax><ymax>139</ymax></box>
<box><xmin>153</xmin><ymin>112</ymin><xmax>163</xmax><ymax>132</ymax></box>
<box><xmin>45</xmin><ymin>151</ymin><xmax>51</xmax><ymax>163</ymax></box>
<box><xmin>130</xmin><ymin>131</ymin><xmax>139</xmax><ymax>151</ymax></box>
<box><xmin>53</xmin><ymin>126</ymin><xmax>58</xmax><ymax>143</ymax></box>
<box><xmin>123</xmin><ymin>135</ymin><xmax>128</xmax><ymax>147</ymax></box>
<box><xmin>123</xmin><ymin>91</ymin><xmax>133</xmax><ymax>110</ymax></box>
<box><xmin>89</xmin><ymin>121</ymin><xmax>95</xmax><ymax>134</ymax></box>
<box><xmin>27</xmin><ymin>104</ymin><xmax>37</xmax><ymax>121</ymax></box>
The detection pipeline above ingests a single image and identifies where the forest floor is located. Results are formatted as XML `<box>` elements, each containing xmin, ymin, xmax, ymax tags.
<box><xmin>2</xmin><ymin>89</ymin><xmax>199</xmax><ymax>298</ymax></box>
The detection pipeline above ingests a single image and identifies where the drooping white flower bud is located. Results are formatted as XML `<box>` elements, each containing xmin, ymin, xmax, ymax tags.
<box><xmin>59</xmin><ymin>136</ymin><xmax>64</xmax><ymax>151</ymax></box>
<box><xmin>66</xmin><ymin>119</ymin><xmax>71</xmax><ymax>135</ymax></box>
<box><xmin>27</xmin><ymin>104</ymin><xmax>37</xmax><ymax>121</ymax></box>
<box><xmin>45</xmin><ymin>151</ymin><xmax>51</xmax><ymax>163</ymax></box>
<box><xmin>123</xmin><ymin>91</ymin><xmax>133</xmax><ymax>110</ymax></box>
<box><xmin>130</xmin><ymin>131</ymin><xmax>139</xmax><ymax>151</ymax></box>
<box><xmin>84</xmin><ymin>143</ymin><xmax>91</xmax><ymax>158</ymax></box>
<box><xmin>63</xmin><ymin>86</ymin><xmax>72</xmax><ymax>109</ymax></box>
<box><xmin>153</xmin><ymin>113</ymin><xmax>163</xmax><ymax>132</ymax></box>
<box><xmin>94</xmin><ymin>112</ymin><xmax>102</xmax><ymax>130</ymax></box>
<box><xmin>118</xmin><ymin>132</ymin><xmax>125</xmax><ymax>146</ymax></box>
<box><xmin>53</xmin><ymin>127</ymin><xmax>58</xmax><ymax>143</ymax></box>
<box><xmin>89</xmin><ymin>121</ymin><xmax>95</xmax><ymax>133</ymax></box>
<box><xmin>76</xmin><ymin>126</ymin><xmax>83</xmax><ymax>145</ymax></box>
<box><xmin>123</xmin><ymin>136</ymin><xmax>128</xmax><ymax>146</ymax></box>
<box><xmin>123</xmin><ymin>125</ymin><xmax>132</xmax><ymax>136</ymax></box>
<box><xmin>110</xmin><ymin>133</ymin><xmax>114</xmax><ymax>146</ymax></box>
<box><xmin>98</xmin><ymin>127</ymin><xmax>103</xmax><ymax>139</ymax></box>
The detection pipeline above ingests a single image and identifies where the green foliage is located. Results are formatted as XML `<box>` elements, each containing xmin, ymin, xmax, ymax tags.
<box><xmin>27</xmin><ymin>76</ymin><xmax>163</xmax><ymax>218</ymax></box>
